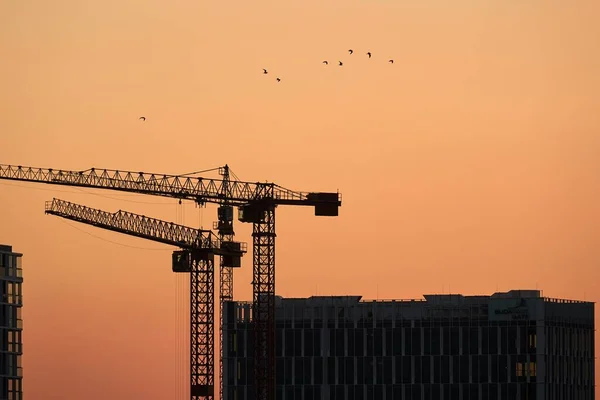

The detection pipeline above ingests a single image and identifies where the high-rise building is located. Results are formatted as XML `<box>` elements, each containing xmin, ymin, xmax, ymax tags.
<box><xmin>222</xmin><ymin>290</ymin><xmax>595</xmax><ymax>400</ymax></box>
<box><xmin>0</xmin><ymin>245</ymin><xmax>23</xmax><ymax>400</ymax></box>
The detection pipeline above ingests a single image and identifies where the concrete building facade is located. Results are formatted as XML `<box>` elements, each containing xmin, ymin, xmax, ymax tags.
<box><xmin>0</xmin><ymin>245</ymin><xmax>23</xmax><ymax>400</ymax></box>
<box><xmin>222</xmin><ymin>290</ymin><xmax>594</xmax><ymax>400</ymax></box>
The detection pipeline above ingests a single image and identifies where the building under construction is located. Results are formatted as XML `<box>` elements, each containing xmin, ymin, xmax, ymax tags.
<box><xmin>222</xmin><ymin>289</ymin><xmax>595</xmax><ymax>400</ymax></box>
<box><xmin>0</xmin><ymin>245</ymin><xmax>24</xmax><ymax>400</ymax></box>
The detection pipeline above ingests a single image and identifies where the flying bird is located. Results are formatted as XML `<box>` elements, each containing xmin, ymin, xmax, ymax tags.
<box><xmin>276</xmin><ymin>78</ymin><xmax>281</xmax><ymax>82</ymax></box>
<box><xmin>389</xmin><ymin>59</ymin><xmax>394</xmax><ymax>64</ymax></box>
<box><xmin>367</xmin><ymin>52</ymin><xmax>372</xmax><ymax>58</ymax></box>
<box><xmin>139</xmin><ymin>117</ymin><xmax>146</xmax><ymax>121</ymax></box>
<box><xmin>348</xmin><ymin>49</ymin><xmax>353</xmax><ymax>55</ymax></box>
<box><xmin>263</xmin><ymin>69</ymin><xmax>268</xmax><ymax>74</ymax></box>
<box><xmin>338</xmin><ymin>61</ymin><xmax>343</xmax><ymax>66</ymax></box>
<box><xmin>323</xmin><ymin>61</ymin><xmax>328</xmax><ymax>65</ymax></box>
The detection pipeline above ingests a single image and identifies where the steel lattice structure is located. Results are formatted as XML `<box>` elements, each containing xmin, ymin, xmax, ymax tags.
<box><xmin>2</xmin><ymin>164</ymin><xmax>341</xmax><ymax>400</ymax></box>
<box><xmin>44</xmin><ymin>198</ymin><xmax>247</xmax><ymax>400</ymax></box>
<box><xmin>215</xmin><ymin>165</ymin><xmax>236</xmax><ymax>400</ymax></box>
<box><xmin>189</xmin><ymin>251</ymin><xmax>215</xmax><ymax>399</ymax></box>
<box><xmin>0</xmin><ymin>164</ymin><xmax>308</xmax><ymax>205</ymax></box>
<box><xmin>44</xmin><ymin>198</ymin><xmax>222</xmax><ymax>250</ymax></box>
<box><xmin>252</xmin><ymin>207</ymin><xmax>276</xmax><ymax>400</ymax></box>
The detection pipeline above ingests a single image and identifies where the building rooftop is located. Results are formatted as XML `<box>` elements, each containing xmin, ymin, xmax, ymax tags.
<box><xmin>227</xmin><ymin>289</ymin><xmax>594</xmax><ymax>326</ymax></box>
<box><xmin>264</xmin><ymin>289</ymin><xmax>591</xmax><ymax>307</ymax></box>
<box><xmin>0</xmin><ymin>244</ymin><xmax>22</xmax><ymax>256</ymax></box>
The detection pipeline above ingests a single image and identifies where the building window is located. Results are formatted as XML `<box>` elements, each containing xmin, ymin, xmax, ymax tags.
<box><xmin>529</xmin><ymin>333</ymin><xmax>537</xmax><ymax>349</ymax></box>
<box><xmin>516</xmin><ymin>362</ymin><xmax>525</xmax><ymax>377</ymax></box>
<box><xmin>516</xmin><ymin>362</ymin><xmax>536</xmax><ymax>378</ymax></box>
<box><xmin>529</xmin><ymin>361</ymin><xmax>536</xmax><ymax>377</ymax></box>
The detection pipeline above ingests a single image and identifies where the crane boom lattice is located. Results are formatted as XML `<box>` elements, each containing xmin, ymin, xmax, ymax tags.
<box><xmin>0</xmin><ymin>164</ymin><xmax>312</xmax><ymax>205</ymax></box>
<box><xmin>44</xmin><ymin>198</ymin><xmax>222</xmax><ymax>250</ymax></box>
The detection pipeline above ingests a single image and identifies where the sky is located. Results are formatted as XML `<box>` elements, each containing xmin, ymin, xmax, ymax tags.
<box><xmin>1</xmin><ymin>0</ymin><xmax>599</xmax><ymax>398</ymax></box>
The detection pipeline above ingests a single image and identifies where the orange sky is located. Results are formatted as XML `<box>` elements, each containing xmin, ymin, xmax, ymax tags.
<box><xmin>1</xmin><ymin>0</ymin><xmax>599</xmax><ymax>398</ymax></box>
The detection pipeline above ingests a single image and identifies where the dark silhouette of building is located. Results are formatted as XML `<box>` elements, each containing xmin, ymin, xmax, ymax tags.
<box><xmin>0</xmin><ymin>245</ymin><xmax>23</xmax><ymax>400</ymax></box>
<box><xmin>222</xmin><ymin>290</ymin><xmax>594</xmax><ymax>400</ymax></box>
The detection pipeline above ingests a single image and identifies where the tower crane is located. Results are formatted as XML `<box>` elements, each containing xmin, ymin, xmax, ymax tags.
<box><xmin>43</xmin><ymin>198</ymin><xmax>247</xmax><ymax>399</ymax></box>
<box><xmin>0</xmin><ymin>163</ymin><xmax>342</xmax><ymax>400</ymax></box>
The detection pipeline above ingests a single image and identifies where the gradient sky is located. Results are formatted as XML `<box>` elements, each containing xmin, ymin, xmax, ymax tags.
<box><xmin>1</xmin><ymin>0</ymin><xmax>599</xmax><ymax>398</ymax></box>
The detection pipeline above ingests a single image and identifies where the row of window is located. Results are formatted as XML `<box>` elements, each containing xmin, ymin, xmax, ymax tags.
<box><xmin>230</xmin><ymin>324</ymin><xmax>594</xmax><ymax>360</ymax></box>
<box><xmin>1</xmin><ymin>354</ymin><xmax>23</xmax><ymax>376</ymax></box>
<box><xmin>264</xmin><ymin>319</ymin><xmax>540</xmax><ymax>329</ymax></box>
<box><xmin>0</xmin><ymin>253</ymin><xmax>22</xmax><ymax>279</ymax></box>
<box><xmin>0</xmin><ymin>282</ymin><xmax>22</xmax><ymax>296</ymax></box>
<box><xmin>226</xmin><ymin>355</ymin><xmax>545</xmax><ymax>387</ymax></box>
<box><xmin>546</xmin><ymin>355</ymin><xmax>595</xmax><ymax>385</ymax></box>
<box><xmin>0</xmin><ymin>305</ymin><xmax>24</xmax><ymax>329</ymax></box>
<box><xmin>0</xmin><ymin>329</ymin><xmax>23</xmax><ymax>353</ymax></box>
<box><xmin>0</xmin><ymin>268</ymin><xmax>22</xmax><ymax>279</ymax></box>
<box><xmin>274</xmin><ymin>304</ymin><xmax>492</xmax><ymax>323</ymax></box>
<box><xmin>1</xmin><ymin>342</ymin><xmax>22</xmax><ymax>353</ymax></box>
<box><xmin>1</xmin><ymin>378</ymin><xmax>23</xmax><ymax>400</ymax></box>
<box><xmin>229</xmin><ymin>326</ymin><xmax>540</xmax><ymax>358</ymax></box>
<box><xmin>233</xmin><ymin>303</ymin><xmax>546</xmax><ymax>328</ymax></box>
<box><xmin>0</xmin><ymin>254</ymin><xmax>21</xmax><ymax>268</ymax></box>
<box><xmin>0</xmin><ymin>306</ymin><xmax>22</xmax><ymax>320</ymax></box>
<box><xmin>226</xmin><ymin>383</ymin><xmax>549</xmax><ymax>400</ymax></box>
<box><xmin>546</xmin><ymin>326</ymin><xmax>593</xmax><ymax>357</ymax></box>
<box><xmin>0</xmin><ymin>295</ymin><xmax>23</xmax><ymax>306</ymax></box>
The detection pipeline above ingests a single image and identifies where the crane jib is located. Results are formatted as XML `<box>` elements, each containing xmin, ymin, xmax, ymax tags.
<box><xmin>43</xmin><ymin>198</ymin><xmax>248</xmax><ymax>257</ymax></box>
<box><xmin>0</xmin><ymin>164</ymin><xmax>342</xmax><ymax>211</ymax></box>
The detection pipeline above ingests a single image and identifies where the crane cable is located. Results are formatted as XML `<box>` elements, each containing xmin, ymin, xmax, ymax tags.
<box><xmin>174</xmin><ymin>201</ymin><xmax>178</xmax><ymax>400</ymax></box>
<box><xmin>182</xmin><ymin>201</ymin><xmax>188</xmax><ymax>399</ymax></box>
<box><xmin>175</xmin><ymin>200</ymin><xmax>182</xmax><ymax>400</ymax></box>
<box><xmin>56</xmin><ymin>219</ymin><xmax>170</xmax><ymax>251</ymax></box>
<box><xmin>179</xmin><ymin>166</ymin><xmax>221</xmax><ymax>177</ymax></box>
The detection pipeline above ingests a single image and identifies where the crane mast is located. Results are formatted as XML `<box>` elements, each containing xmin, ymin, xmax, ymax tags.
<box><xmin>44</xmin><ymin>198</ymin><xmax>247</xmax><ymax>399</ymax></box>
<box><xmin>251</xmin><ymin>207</ymin><xmax>276</xmax><ymax>400</ymax></box>
<box><xmin>215</xmin><ymin>165</ymin><xmax>236</xmax><ymax>400</ymax></box>
<box><xmin>1</xmin><ymin>163</ymin><xmax>341</xmax><ymax>400</ymax></box>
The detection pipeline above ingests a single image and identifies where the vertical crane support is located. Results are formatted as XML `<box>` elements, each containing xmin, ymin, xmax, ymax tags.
<box><xmin>252</xmin><ymin>209</ymin><xmax>276</xmax><ymax>400</ymax></box>
<box><xmin>188</xmin><ymin>250</ymin><xmax>215</xmax><ymax>399</ymax></box>
<box><xmin>216</xmin><ymin>165</ymin><xmax>236</xmax><ymax>400</ymax></box>
<box><xmin>175</xmin><ymin>250</ymin><xmax>217</xmax><ymax>399</ymax></box>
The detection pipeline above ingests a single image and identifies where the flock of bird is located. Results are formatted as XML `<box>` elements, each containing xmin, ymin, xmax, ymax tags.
<box><xmin>263</xmin><ymin>49</ymin><xmax>394</xmax><ymax>83</ymax></box>
<box><xmin>137</xmin><ymin>49</ymin><xmax>393</xmax><ymax>120</ymax></box>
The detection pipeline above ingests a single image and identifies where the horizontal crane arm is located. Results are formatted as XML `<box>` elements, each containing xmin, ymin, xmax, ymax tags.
<box><xmin>44</xmin><ymin>198</ymin><xmax>247</xmax><ymax>255</ymax></box>
<box><xmin>1</xmin><ymin>164</ymin><xmax>341</xmax><ymax>210</ymax></box>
